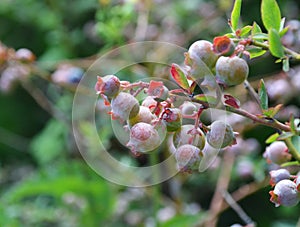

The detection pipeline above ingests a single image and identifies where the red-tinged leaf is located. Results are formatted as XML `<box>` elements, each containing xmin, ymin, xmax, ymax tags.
<box><xmin>262</xmin><ymin>104</ymin><xmax>283</xmax><ymax>117</ymax></box>
<box><xmin>189</xmin><ymin>81</ymin><xmax>197</xmax><ymax>94</ymax></box>
<box><xmin>266</xmin><ymin>133</ymin><xmax>279</xmax><ymax>144</ymax></box>
<box><xmin>170</xmin><ymin>63</ymin><xmax>190</xmax><ymax>91</ymax></box>
<box><xmin>193</xmin><ymin>94</ymin><xmax>217</xmax><ymax>104</ymax></box>
<box><xmin>223</xmin><ymin>94</ymin><xmax>240</xmax><ymax>108</ymax></box>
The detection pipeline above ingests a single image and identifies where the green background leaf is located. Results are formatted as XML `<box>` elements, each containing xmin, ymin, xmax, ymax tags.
<box><xmin>231</xmin><ymin>0</ymin><xmax>242</xmax><ymax>31</ymax></box>
<box><xmin>261</xmin><ymin>0</ymin><xmax>281</xmax><ymax>31</ymax></box>
<box><xmin>269</xmin><ymin>28</ymin><xmax>284</xmax><ymax>58</ymax></box>
<box><xmin>258</xmin><ymin>79</ymin><xmax>268</xmax><ymax>110</ymax></box>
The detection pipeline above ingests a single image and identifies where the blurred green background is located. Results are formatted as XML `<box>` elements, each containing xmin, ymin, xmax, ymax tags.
<box><xmin>0</xmin><ymin>0</ymin><xmax>300</xmax><ymax>226</ymax></box>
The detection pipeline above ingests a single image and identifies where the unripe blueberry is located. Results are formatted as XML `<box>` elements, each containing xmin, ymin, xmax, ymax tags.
<box><xmin>269</xmin><ymin>169</ymin><xmax>290</xmax><ymax>187</ymax></box>
<box><xmin>142</xmin><ymin>96</ymin><xmax>157</xmax><ymax>108</ymax></box>
<box><xmin>175</xmin><ymin>144</ymin><xmax>203</xmax><ymax>172</ymax></box>
<box><xmin>269</xmin><ymin>179</ymin><xmax>300</xmax><ymax>207</ymax></box>
<box><xmin>161</xmin><ymin>108</ymin><xmax>182</xmax><ymax>132</ymax></box>
<box><xmin>187</xmin><ymin>40</ymin><xmax>218</xmax><ymax>68</ymax></box>
<box><xmin>127</xmin><ymin>122</ymin><xmax>161</xmax><ymax>154</ymax></box>
<box><xmin>111</xmin><ymin>92</ymin><xmax>139</xmax><ymax>121</ymax></box>
<box><xmin>128</xmin><ymin>106</ymin><xmax>156</xmax><ymax>127</ymax></box>
<box><xmin>173</xmin><ymin>124</ymin><xmax>205</xmax><ymax>150</ymax></box>
<box><xmin>215</xmin><ymin>56</ymin><xmax>249</xmax><ymax>86</ymax></box>
<box><xmin>206</xmin><ymin>120</ymin><xmax>235</xmax><ymax>149</ymax></box>
<box><xmin>147</xmin><ymin>80</ymin><xmax>169</xmax><ymax>101</ymax></box>
<box><xmin>263</xmin><ymin>141</ymin><xmax>291</xmax><ymax>165</ymax></box>
<box><xmin>212</xmin><ymin>36</ymin><xmax>235</xmax><ymax>56</ymax></box>
<box><xmin>95</xmin><ymin>75</ymin><xmax>120</xmax><ymax>98</ymax></box>
<box><xmin>180</xmin><ymin>101</ymin><xmax>197</xmax><ymax>115</ymax></box>
<box><xmin>15</xmin><ymin>48</ymin><xmax>35</xmax><ymax>62</ymax></box>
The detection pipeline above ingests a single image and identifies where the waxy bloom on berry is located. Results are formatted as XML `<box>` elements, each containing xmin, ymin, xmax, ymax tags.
<box><xmin>128</xmin><ymin>106</ymin><xmax>156</xmax><ymax>127</ymax></box>
<box><xmin>269</xmin><ymin>179</ymin><xmax>300</xmax><ymax>207</ymax></box>
<box><xmin>187</xmin><ymin>40</ymin><xmax>218</xmax><ymax>69</ymax></box>
<box><xmin>127</xmin><ymin>122</ymin><xmax>161</xmax><ymax>155</ymax></box>
<box><xmin>269</xmin><ymin>169</ymin><xmax>290</xmax><ymax>187</ymax></box>
<box><xmin>215</xmin><ymin>56</ymin><xmax>249</xmax><ymax>86</ymax></box>
<box><xmin>263</xmin><ymin>141</ymin><xmax>291</xmax><ymax>165</ymax></box>
<box><xmin>147</xmin><ymin>80</ymin><xmax>169</xmax><ymax>101</ymax></box>
<box><xmin>175</xmin><ymin>144</ymin><xmax>203</xmax><ymax>172</ymax></box>
<box><xmin>95</xmin><ymin>75</ymin><xmax>120</xmax><ymax>98</ymax></box>
<box><xmin>110</xmin><ymin>92</ymin><xmax>139</xmax><ymax>121</ymax></box>
<box><xmin>173</xmin><ymin>124</ymin><xmax>205</xmax><ymax>150</ymax></box>
<box><xmin>206</xmin><ymin>120</ymin><xmax>235</xmax><ymax>149</ymax></box>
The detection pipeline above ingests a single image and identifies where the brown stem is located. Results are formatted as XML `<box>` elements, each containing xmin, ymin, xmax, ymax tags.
<box><xmin>251</xmin><ymin>40</ymin><xmax>300</xmax><ymax>60</ymax></box>
<box><xmin>225</xmin><ymin>106</ymin><xmax>291</xmax><ymax>132</ymax></box>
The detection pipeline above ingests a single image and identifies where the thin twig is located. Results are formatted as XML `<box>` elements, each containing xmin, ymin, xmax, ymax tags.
<box><xmin>199</xmin><ymin>151</ymin><xmax>235</xmax><ymax>227</ymax></box>
<box><xmin>221</xmin><ymin>190</ymin><xmax>255</xmax><ymax>226</ymax></box>
<box><xmin>225</xmin><ymin>106</ymin><xmax>291</xmax><ymax>132</ymax></box>
<box><xmin>244</xmin><ymin>80</ymin><xmax>260</xmax><ymax>106</ymax></box>
<box><xmin>20</xmin><ymin>81</ymin><xmax>69</xmax><ymax>125</ymax></box>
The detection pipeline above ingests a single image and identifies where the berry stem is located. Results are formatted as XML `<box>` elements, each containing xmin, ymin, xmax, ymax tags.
<box><xmin>251</xmin><ymin>39</ymin><xmax>300</xmax><ymax>60</ymax></box>
<box><xmin>243</xmin><ymin>79</ymin><xmax>261</xmax><ymax>107</ymax></box>
<box><xmin>225</xmin><ymin>106</ymin><xmax>291</xmax><ymax>132</ymax></box>
<box><xmin>284</xmin><ymin>137</ymin><xmax>300</xmax><ymax>162</ymax></box>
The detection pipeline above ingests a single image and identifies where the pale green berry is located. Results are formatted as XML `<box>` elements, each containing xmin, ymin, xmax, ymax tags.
<box><xmin>216</xmin><ymin>56</ymin><xmax>249</xmax><ymax>86</ymax></box>
<box><xmin>206</xmin><ymin>120</ymin><xmax>235</xmax><ymax>149</ymax></box>
<box><xmin>173</xmin><ymin>124</ymin><xmax>205</xmax><ymax>150</ymax></box>
<box><xmin>111</xmin><ymin>92</ymin><xmax>139</xmax><ymax>121</ymax></box>
<box><xmin>127</xmin><ymin>122</ymin><xmax>161</xmax><ymax>154</ymax></box>
<box><xmin>188</xmin><ymin>40</ymin><xmax>218</xmax><ymax>68</ymax></box>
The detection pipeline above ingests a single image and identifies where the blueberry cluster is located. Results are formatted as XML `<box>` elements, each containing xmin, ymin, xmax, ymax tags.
<box><xmin>269</xmin><ymin>169</ymin><xmax>300</xmax><ymax>207</ymax></box>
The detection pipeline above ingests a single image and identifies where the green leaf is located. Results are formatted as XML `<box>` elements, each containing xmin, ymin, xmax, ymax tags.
<box><xmin>193</xmin><ymin>94</ymin><xmax>217</xmax><ymax>104</ymax></box>
<box><xmin>240</xmin><ymin>25</ymin><xmax>252</xmax><ymax>37</ymax></box>
<box><xmin>290</xmin><ymin>114</ymin><xmax>296</xmax><ymax>134</ymax></box>
<box><xmin>279</xmin><ymin>17</ymin><xmax>285</xmax><ymax>31</ymax></box>
<box><xmin>258</xmin><ymin>79</ymin><xmax>268</xmax><ymax>110</ymax></box>
<box><xmin>291</xmin><ymin>135</ymin><xmax>300</xmax><ymax>151</ymax></box>
<box><xmin>252</xmin><ymin>22</ymin><xmax>262</xmax><ymax>35</ymax></box>
<box><xmin>282</xmin><ymin>58</ymin><xmax>289</xmax><ymax>72</ymax></box>
<box><xmin>279</xmin><ymin>26</ymin><xmax>289</xmax><ymax>37</ymax></box>
<box><xmin>261</xmin><ymin>0</ymin><xmax>281</xmax><ymax>31</ymax></box>
<box><xmin>161</xmin><ymin>214</ymin><xmax>205</xmax><ymax>227</ymax></box>
<box><xmin>252</xmin><ymin>33</ymin><xmax>268</xmax><ymax>40</ymax></box>
<box><xmin>170</xmin><ymin>63</ymin><xmax>190</xmax><ymax>91</ymax></box>
<box><xmin>277</xmin><ymin>132</ymin><xmax>294</xmax><ymax>140</ymax></box>
<box><xmin>269</xmin><ymin>28</ymin><xmax>285</xmax><ymax>58</ymax></box>
<box><xmin>262</xmin><ymin>104</ymin><xmax>283</xmax><ymax>118</ymax></box>
<box><xmin>247</xmin><ymin>47</ymin><xmax>266</xmax><ymax>59</ymax></box>
<box><xmin>231</xmin><ymin>0</ymin><xmax>242</xmax><ymax>31</ymax></box>
<box><xmin>266</xmin><ymin>133</ymin><xmax>279</xmax><ymax>144</ymax></box>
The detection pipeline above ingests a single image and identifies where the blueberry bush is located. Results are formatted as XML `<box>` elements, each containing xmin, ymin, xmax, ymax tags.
<box><xmin>1</xmin><ymin>0</ymin><xmax>300</xmax><ymax>226</ymax></box>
